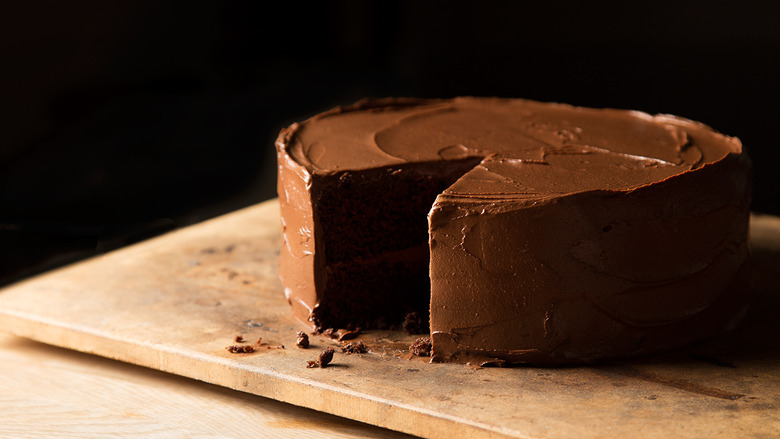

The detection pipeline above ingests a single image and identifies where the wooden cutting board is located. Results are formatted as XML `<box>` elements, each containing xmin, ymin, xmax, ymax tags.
<box><xmin>1</xmin><ymin>199</ymin><xmax>779</xmax><ymax>439</ymax></box>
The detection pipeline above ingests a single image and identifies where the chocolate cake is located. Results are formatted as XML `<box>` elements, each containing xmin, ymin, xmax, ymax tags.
<box><xmin>276</xmin><ymin>97</ymin><xmax>751</xmax><ymax>365</ymax></box>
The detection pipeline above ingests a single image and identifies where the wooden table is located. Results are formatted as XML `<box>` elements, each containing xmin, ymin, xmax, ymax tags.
<box><xmin>0</xmin><ymin>333</ymin><xmax>413</xmax><ymax>438</ymax></box>
<box><xmin>1</xmin><ymin>199</ymin><xmax>779</xmax><ymax>438</ymax></box>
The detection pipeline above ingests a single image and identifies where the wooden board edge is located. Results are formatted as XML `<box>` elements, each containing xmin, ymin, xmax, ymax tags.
<box><xmin>0</xmin><ymin>309</ymin><xmax>530</xmax><ymax>439</ymax></box>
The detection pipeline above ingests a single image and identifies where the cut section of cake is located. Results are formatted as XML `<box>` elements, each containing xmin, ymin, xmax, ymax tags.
<box><xmin>275</xmin><ymin>97</ymin><xmax>751</xmax><ymax>364</ymax></box>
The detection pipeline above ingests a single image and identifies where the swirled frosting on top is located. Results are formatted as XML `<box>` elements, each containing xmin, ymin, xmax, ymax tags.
<box><xmin>286</xmin><ymin>97</ymin><xmax>739</xmax><ymax>192</ymax></box>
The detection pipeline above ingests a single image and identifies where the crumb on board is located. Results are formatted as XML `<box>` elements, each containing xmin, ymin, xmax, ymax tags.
<box><xmin>319</xmin><ymin>347</ymin><xmax>335</xmax><ymax>366</ymax></box>
<box><xmin>234</xmin><ymin>335</ymin><xmax>245</xmax><ymax>343</ymax></box>
<box><xmin>341</xmin><ymin>341</ymin><xmax>368</xmax><ymax>354</ymax></box>
<box><xmin>307</xmin><ymin>347</ymin><xmax>335</xmax><ymax>368</ymax></box>
<box><xmin>226</xmin><ymin>345</ymin><xmax>255</xmax><ymax>354</ymax></box>
<box><xmin>410</xmin><ymin>337</ymin><xmax>432</xmax><ymax>357</ymax></box>
<box><xmin>296</xmin><ymin>331</ymin><xmax>310</xmax><ymax>348</ymax></box>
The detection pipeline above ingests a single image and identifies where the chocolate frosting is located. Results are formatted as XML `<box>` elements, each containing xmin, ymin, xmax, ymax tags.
<box><xmin>287</xmin><ymin>97</ymin><xmax>729</xmax><ymax>175</ymax></box>
<box><xmin>276</xmin><ymin>97</ymin><xmax>751</xmax><ymax>364</ymax></box>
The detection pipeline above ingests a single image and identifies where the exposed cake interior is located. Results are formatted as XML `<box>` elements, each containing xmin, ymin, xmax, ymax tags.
<box><xmin>310</xmin><ymin>159</ymin><xmax>481</xmax><ymax>329</ymax></box>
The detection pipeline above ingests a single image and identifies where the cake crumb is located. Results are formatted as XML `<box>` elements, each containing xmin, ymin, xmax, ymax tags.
<box><xmin>319</xmin><ymin>347</ymin><xmax>335</xmax><ymax>367</ymax></box>
<box><xmin>341</xmin><ymin>341</ymin><xmax>368</xmax><ymax>354</ymax></box>
<box><xmin>410</xmin><ymin>337</ymin><xmax>432</xmax><ymax>357</ymax></box>
<box><xmin>403</xmin><ymin>312</ymin><xmax>426</xmax><ymax>335</ymax></box>
<box><xmin>307</xmin><ymin>347</ymin><xmax>335</xmax><ymax>368</ymax></box>
<box><xmin>296</xmin><ymin>331</ymin><xmax>310</xmax><ymax>348</ymax></box>
<box><xmin>234</xmin><ymin>335</ymin><xmax>245</xmax><ymax>343</ymax></box>
<box><xmin>226</xmin><ymin>345</ymin><xmax>255</xmax><ymax>354</ymax></box>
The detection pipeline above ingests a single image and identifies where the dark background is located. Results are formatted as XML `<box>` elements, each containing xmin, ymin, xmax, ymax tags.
<box><xmin>2</xmin><ymin>1</ymin><xmax>779</xmax><ymax>284</ymax></box>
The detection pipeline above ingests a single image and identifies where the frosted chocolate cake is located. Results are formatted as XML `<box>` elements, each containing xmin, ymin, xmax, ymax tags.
<box><xmin>275</xmin><ymin>97</ymin><xmax>751</xmax><ymax>364</ymax></box>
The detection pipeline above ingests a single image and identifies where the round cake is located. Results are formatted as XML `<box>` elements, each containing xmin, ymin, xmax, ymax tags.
<box><xmin>275</xmin><ymin>97</ymin><xmax>752</xmax><ymax>365</ymax></box>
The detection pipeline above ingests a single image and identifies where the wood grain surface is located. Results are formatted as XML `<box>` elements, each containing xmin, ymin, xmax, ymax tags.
<box><xmin>1</xmin><ymin>199</ymin><xmax>779</xmax><ymax>439</ymax></box>
<box><xmin>0</xmin><ymin>334</ymin><xmax>415</xmax><ymax>439</ymax></box>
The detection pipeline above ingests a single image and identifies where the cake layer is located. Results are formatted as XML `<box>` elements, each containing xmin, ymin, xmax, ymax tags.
<box><xmin>277</xmin><ymin>150</ymin><xmax>480</xmax><ymax>329</ymax></box>
<box><xmin>276</xmin><ymin>97</ymin><xmax>751</xmax><ymax>364</ymax></box>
